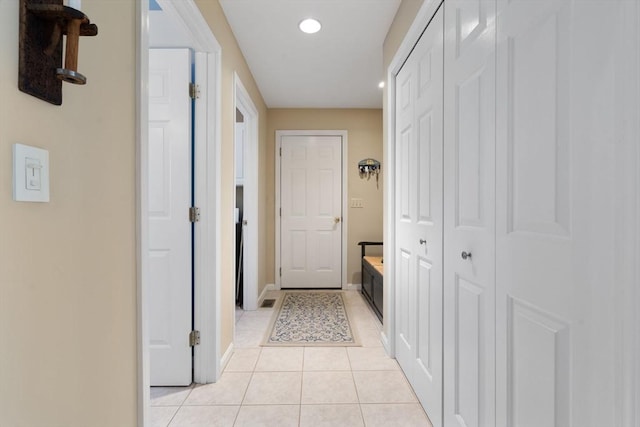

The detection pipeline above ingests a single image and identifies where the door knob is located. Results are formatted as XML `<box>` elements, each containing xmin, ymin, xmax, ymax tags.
<box><xmin>461</xmin><ymin>251</ymin><xmax>472</xmax><ymax>260</ymax></box>
<box><xmin>334</xmin><ymin>217</ymin><xmax>341</xmax><ymax>224</ymax></box>
<box><xmin>419</xmin><ymin>239</ymin><xmax>427</xmax><ymax>245</ymax></box>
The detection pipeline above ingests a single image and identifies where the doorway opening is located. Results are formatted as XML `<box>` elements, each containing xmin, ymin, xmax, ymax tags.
<box><xmin>137</xmin><ymin>0</ymin><xmax>222</xmax><ymax>424</ymax></box>
<box><xmin>233</xmin><ymin>73</ymin><xmax>259</xmax><ymax>313</ymax></box>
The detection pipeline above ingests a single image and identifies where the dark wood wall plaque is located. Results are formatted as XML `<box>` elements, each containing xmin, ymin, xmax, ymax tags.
<box><xmin>18</xmin><ymin>0</ymin><xmax>98</xmax><ymax>105</ymax></box>
<box><xmin>19</xmin><ymin>0</ymin><xmax>64</xmax><ymax>105</ymax></box>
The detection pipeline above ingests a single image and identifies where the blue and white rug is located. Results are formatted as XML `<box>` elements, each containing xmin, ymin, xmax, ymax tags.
<box><xmin>263</xmin><ymin>292</ymin><xmax>360</xmax><ymax>346</ymax></box>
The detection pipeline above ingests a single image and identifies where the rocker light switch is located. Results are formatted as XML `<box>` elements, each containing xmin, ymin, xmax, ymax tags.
<box><xmin>25</xmin><ymin>157</ymin><xmax>42</xmax><ymax>190</ymax></box>
<box><xmin>13</xmin><ymin>143</ymin><xmax>50</xmax><ymax>202</ymax></box>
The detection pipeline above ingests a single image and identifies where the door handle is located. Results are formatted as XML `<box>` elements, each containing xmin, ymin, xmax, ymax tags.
<box><xmin>419</xmin><ymin>239</ymin><xmax>427</xmax><ymax>245</ymax></box>
<box><xmin>461</xmin><ymin>251</ymin><xmax>472</xmax><ymax>260</ymax></box>
<box><xmin>334</xmin><ymin>217</ymin><xmax>341</xmax><ymax>224</ymax></box>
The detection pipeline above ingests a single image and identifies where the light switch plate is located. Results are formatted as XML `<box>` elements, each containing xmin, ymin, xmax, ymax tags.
<box><xmin>350</xmin><ymin>198</ymin><xmax>364</xmax><ymax>208</ymax></box>
<box><xmin>13</xmin><ymin>143</ymin><xmax>50</xmax><ymax>202</ymax></box>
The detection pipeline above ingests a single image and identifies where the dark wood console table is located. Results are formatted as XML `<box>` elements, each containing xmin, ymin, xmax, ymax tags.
<box><xmin>358</xmin><ymin>241</ymin><xmax>383</xmax><ymax>322</ymax></box>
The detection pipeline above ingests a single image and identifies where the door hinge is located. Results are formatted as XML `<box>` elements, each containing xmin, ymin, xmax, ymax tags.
<box><xmin>279</xmin><ymin>147</ymin><xmax>282</xmax><ymax>156</ymax></box>
<box><xmin>189</xmin><ymin>206</ymin><xmax>201</xmax><ymax>223</ymax></box>
<box><xmin>189</xmin><ymin>83</ymin><xmax>200</xmax><ymax>100</ymax></box>
<box><xmin>189</xmin><ymin>330</ymin><xmax>200</xmax><ymax>347</ymax></box>
<box><xmin>279</xmin><ymin>207</ymin><xmax>282</xmax><ymax>217</ymax></box>
<box><xmin>279</xmin><ymin>267</ymin><xmax>282</xmax><ymax>277</ymax></box>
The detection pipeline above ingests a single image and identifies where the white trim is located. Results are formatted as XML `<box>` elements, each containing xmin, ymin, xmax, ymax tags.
<box><xmin>387</xmin><ymin>0</ymin><xmax>443</xmax><ymax>77</ymax></box>
<box><xmin>219</xmin><ymin>343</ymin><xmax>234</xmax><ymax>373</ymax></box>
<box><xmin>156</xmin><ymin>0</ymin><xmax>221</xmax><ymax>53</ymax></box>
<box><xmin>634</xmin><ymin>3</ymin><xmax>640</xmax><ymax>423</ymax></box>
<box><xmin>258</xmin><ymin>284</ymin><xmax>276</xmax><ymax>307</ymax></box>
<box><xmin>233</xmin><ymin>73</ymin><xmax>260</xmax><ymax>311</ymax></box>
<box><xmin>380</xmin><ymin>331</ymin><xmax>391</xmax><ymax>354</ymax></box>
<box><xmin>138</xmin><ymin>1</ymin><xmax>222</xmax><ymax>425</ymax></box>
<box><xmin>344</xmin><ymin>283</ymin><xmax>361</xmax><ymax>292</ymax></box>
<box><xmin>274</xmin><ymin>130</ymin><xmax>349</xmax><ymax>290</ymax></box>
<box><xmin>615</xmin><ymin>3</ymin><xmax>640</xmax><ymax>424</ymax></box>
<box><xmin>211</xmin><ymin>46</ymin><xmax>223</xmax><ymax>382</ymax></box>
<box><xmin>635</xmin><ymin>4</ymin><xmax>640</xmax><ymax>421</ymax></box>
<box><xmin>135</xmin><ymin>1</ymin><xmax>150</xmax><ymax>426</ymax></box>
<box><xmin>192</xmin><ymin>49</ymin><xmax>222</xmax><ymax>384</ymax></box>
<box><xmin>383</xmin><ymin>0</ymin><xmax>442</xmax><ymax>359</ymax></box>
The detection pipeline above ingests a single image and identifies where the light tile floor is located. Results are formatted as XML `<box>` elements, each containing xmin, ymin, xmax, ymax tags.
<box><xmin>151</xmin><ymin>290</ymin><xmax>433</xmax><ymax>427</ymax></box>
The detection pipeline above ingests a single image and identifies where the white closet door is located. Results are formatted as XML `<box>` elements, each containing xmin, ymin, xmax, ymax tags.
<box><xmin>148</xmin><ymin>48</ymin><xmax>193</xmax><ymax>386</ymax></box>
<box><xmin>495</xmin><ymin>1</ymin><xmax>573</xmax><ymax>424</ymax></box>
<box><xmin>495</xmin><ymin>1</ymin><xmax>627</xmax><ymax>425</ymax></box>
<box><xmin>443</xmin><ymin>0</ymin><xmax>496</xmax><ymax>426</ymax></box>
<box><xmin>394</xmin><ymin>5</ymin><xmax>444</xmax><ymax>426</ymax></box>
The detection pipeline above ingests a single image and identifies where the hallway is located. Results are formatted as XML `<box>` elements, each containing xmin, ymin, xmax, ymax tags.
<box><xmin>150</xmin><ymin>290</ymin><xmax>431</xmax><ymax>426</ymax></box>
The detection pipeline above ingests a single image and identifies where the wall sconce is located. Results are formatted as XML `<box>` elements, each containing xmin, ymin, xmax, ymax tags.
<box><xmin>18</xmin><ymin>0</ymin><xmax>98</xmax><ymax>105</ymax></box>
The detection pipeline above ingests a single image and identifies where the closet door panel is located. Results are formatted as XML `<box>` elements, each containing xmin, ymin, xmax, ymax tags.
<box><xmin>444</xmin><ymin>1</ymin><xmax>496</xmax><ymax>426</ymax></box>
<box><xmin>495</xmin><ymin>2</ymin><xmax>573</xmax><ymax>425</ymax></box>
<box><xmin>395</xmin><ymin>5</ymin><xmax>444</xmax><ymax>426</ymax></box>
<box><xmin>494</xmin><ymin>0</ymin><xmax>630</xmax><ymax>425</ymax></box>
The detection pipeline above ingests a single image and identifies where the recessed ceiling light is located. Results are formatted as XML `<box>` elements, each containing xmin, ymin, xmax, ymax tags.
<box><xmin>378</xmin><ymin>81</ymin><xmax>385</xmax><ymax>89</ymax></box>
<box><xmin>299</xmin><ymin>18</ymin><xmax>322</xmax><ymax>34</ymax></box>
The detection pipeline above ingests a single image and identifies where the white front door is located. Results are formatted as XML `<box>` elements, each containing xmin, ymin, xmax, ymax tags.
<box><xmin>279</xmin><ymin>134</ymin><xmax>343</xmax><ymax>289</ymax></box>
<box><xmin>394</xmin><ymin>5</ymin><xmax>444</xmax><ymax>426</ymax></box>
<box><xmin>148</xmin><ymin>48</ymin><xmax>193</xmax><ymax>386</ymax></box>
<box><xmin>443</xmin><ymin>0</ymin><xmax>496</xmax><ymax>426</ymax></box>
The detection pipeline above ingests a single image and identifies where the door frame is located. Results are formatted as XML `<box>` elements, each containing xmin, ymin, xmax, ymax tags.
<box><xmin>383</xmin><ymin>0</ymin><xmax>443</xmax><ymax>356</ymax></box>
<box><xmin>137</xmin><ymin>0</ymin><xmax>222</xmax><ymax>425</ymax></box>
<box><xmin>233</xmin><ymin>73</ymin><xmax>259</xmax><ymax>310</ymax></box>
<box><xmin>274</xmin><ymin>130</ymin><xmax>348</xmax><ymax>289</ymax></box>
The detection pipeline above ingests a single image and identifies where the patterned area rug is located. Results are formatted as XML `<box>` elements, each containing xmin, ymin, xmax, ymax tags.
<box><xmin>262</xmin><ymin>292</ymin><xmax>360</xmax><ymax>346</ymax></box>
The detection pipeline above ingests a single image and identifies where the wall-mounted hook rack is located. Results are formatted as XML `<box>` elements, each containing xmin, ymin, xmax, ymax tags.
<box><xmin>358</xmin><ymin>158</ymin><xmax>381</xmax><ymax>189</ymax></box>
<box><xmin>18</xmin><ymin>0</ymin><xmax>98</xmax><ymax>105</ymax></box>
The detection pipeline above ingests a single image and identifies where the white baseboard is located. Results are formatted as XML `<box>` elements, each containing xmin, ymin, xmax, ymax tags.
<box><xmin>257</xmin><ymin>284</ymin><xmax>276</xmax><ymax>307</ymax></box>
<box><xmin>344</xmin><ymin>283</ymin><xmax>361</xmax><ymax>291</ymax></box>
<box><xmin>219</xmin><ymin>342</ymin><xmax>234</xmax><ymax>373</ymax></box>
<box><xmin>381</xmin><ymin>331</ymin><xmax>391</xmax><ymax>356</ymax></box>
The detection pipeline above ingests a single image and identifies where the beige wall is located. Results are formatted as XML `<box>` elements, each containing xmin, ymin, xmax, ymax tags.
<box><xmin>194</xmin><ymin>0</ymin><xmax>268</xmax><ymax>352</ymax></box>
<box><xmin>383</xmin><ymin>0</ymin><xmax>426</xmax><ymax>70</ymax></box>
<box><xmin>267</xmin><ymin>109</ymin><xmax>384</xmax><ymax>286</ymax></box>
<box><xmin>0</xmin><ymin>1</ymin><xmax>137</xmax><ymax>426</ymax></box>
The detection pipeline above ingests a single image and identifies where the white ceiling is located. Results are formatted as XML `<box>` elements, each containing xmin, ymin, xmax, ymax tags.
<box><xmin>219</xmin><ymin>0</ymin><xmax>401</xmax><ymax>109</ymax></box>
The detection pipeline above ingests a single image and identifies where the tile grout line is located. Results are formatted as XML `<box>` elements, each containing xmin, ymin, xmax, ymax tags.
<box><xmin>159</xmin><ymin>290</ymin><xmax>413</xmax><ymax>426</ymax></box>
<box><xmin>299</xmin><ymin>347</ymin><xmax>306</xmax><ymax>426</ymax></box>
<box><xmin>345</xmin><ymin>343</ymin><xmax>368</xmax><ymax>426</ymax></box>
<box><xmin>165</xmin><ymin>384</ymin><xmax>195</xmax><ymax>427</ymax></box>
<box><xmin>233</xmin><ymin>343</ymin><xmax>261</xmax><ymax>426</ymax></box>
<box><xmin>164</xmin><ymin>404</ymin><xmax>180</xmax><ymax>427</ymax></box>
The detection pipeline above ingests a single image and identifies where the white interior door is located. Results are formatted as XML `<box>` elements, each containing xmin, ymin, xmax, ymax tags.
<box><xmin>148</xmin><ymin>48</ymin><xmax>193</xmax><ymax>386</ymax></box>
<box><xmin>279</xmin><ymin>134</ymin><xmax>342</xmax><ymax>289</ymax></box>
<box><xmin>443</xmin><ymin>1</ymin><xmax>496</xmax><ymax>426</ymax></box>
<box><xmin>394</xmin><ymin>5</ymin><xmax>444</xmax><ymax>426</ymax></box>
